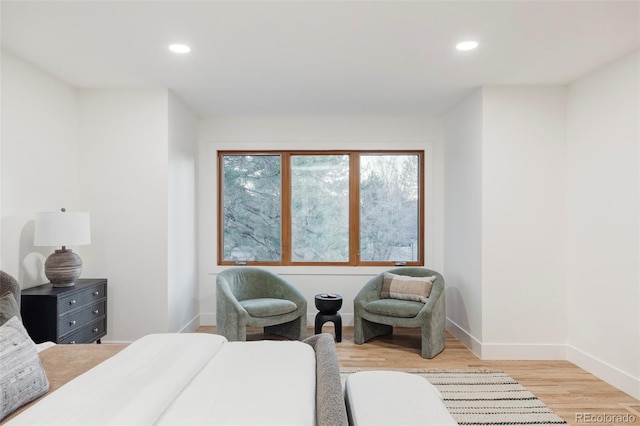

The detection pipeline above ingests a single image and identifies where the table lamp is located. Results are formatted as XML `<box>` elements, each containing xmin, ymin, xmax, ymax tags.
<box><xmin>34</xmin><ymin>208</ymin><xmax>91</xmax><ymax>287</ymax></box>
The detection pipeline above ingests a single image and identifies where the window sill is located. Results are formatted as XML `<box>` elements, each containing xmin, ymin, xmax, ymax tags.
<box><xmin>209</xmin><ymin>265</ymin><xmax>398</xmax><ymax>276</ymax></box>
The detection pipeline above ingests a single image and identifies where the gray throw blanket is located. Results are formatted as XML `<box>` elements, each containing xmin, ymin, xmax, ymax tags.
<box><xmin>303</xmin><ymin>333</ymin><xmax>348</xmax><ymax>426</ymax></box>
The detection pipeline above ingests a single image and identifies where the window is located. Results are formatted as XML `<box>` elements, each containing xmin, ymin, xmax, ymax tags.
<box><xmin>218</xmin><ymin>151</ymin><xmax>424</xmax><ymax>266</ymax></box>
<box><xmin>220</xmin><ymin>154</ymin><xmax>281</xmax><ymax>262</ymax></box>
<box><xmin>291</xmin><ymin>155</ymin><xmax>350</xmax><ymax>262</ymax></box>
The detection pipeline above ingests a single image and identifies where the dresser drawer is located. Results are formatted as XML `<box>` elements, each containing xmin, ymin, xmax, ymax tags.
<box><xmin>21</xmin><ymin>279</ymin><xmax>108</xmax><ymax>344</ymax></box>
<box><xmin>59</xmin><ymin>319</ymin><xmax>106</xmax><ymax>344</ymax></box>
<box><xmin>58</xmin><ymin>300</ymin><xmax>106</xmax><ymax>337</ymax></box>
<box><xmin>57</xmin><ymin>282</ymin><xmax>106</xmax><ymax>314</ymax></box>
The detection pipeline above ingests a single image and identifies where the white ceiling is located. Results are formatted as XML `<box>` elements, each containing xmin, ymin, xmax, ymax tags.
<box><xmin>2</xmin><ymin>1</ymin><xmax>639</xmax><ymax>117</ymax></box>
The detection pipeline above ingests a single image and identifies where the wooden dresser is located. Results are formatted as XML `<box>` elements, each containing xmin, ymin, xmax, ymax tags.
<box><xmin>21</xmin><ymin>278</ymin><xmax>107</xmax><ymax>344</ymax></box>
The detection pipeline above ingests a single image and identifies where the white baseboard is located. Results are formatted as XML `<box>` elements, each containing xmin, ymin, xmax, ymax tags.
<box><xmin>447</xmin><ymin>318</ymin><xmax>566</xmax><ymax>360</ymax></box>
<box><xmin>446</xmin><ymin>318</ymin><xmax>482</xmax><ymax>357</ymax></box>
<box><xmin>198</xmin><ymin>313</ymin><xmax>355</xmax><ymax>328</ymax></box>
<box><xmin>103</xmin><ymin>315</ymin><xmax>200</xmax><ymax>343</ymax></box>
<box><xmin>480</xmin><ymin>343</ymin><xmax>567</xmax><ymax>360</ymax></box>
<box><xmin>199</xmin><ymin>313</ymin><xmax>216</xmax><ymax>326</ymax></box>
<box><xmin>568</xmin><ymin>344</ymin><xmax>640</xmax><ymax>400</ymax></box>
<box><xmin>177</xmin><ymin>315</ymin><xmax>200</xmax><ymax>333</ymax></box>
<box><xmin>447</xmin><ymin>318</ymin><xmax>638</xmax><ymax>398</ymax></box>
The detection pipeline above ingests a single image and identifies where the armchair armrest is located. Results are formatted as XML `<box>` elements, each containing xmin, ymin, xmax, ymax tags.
<box><xmin>354</xmin><ymin>274</ymin><xmax>385</xmax><ymax>307</ymax></box>
<box><xmin>216</xmin><ymin>278</ymin><xmax>249</xmax><ymax>319</ymax></box>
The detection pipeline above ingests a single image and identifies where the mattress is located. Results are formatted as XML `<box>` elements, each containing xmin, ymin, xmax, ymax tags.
<box><xmin>6</xmin><ymin>333</ymin><xmax>316</xmax><ymax>426</ymax></box>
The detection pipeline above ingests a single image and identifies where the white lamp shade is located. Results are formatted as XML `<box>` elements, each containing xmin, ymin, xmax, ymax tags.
<box><xmin>34</xmin><ymin>211</ymin><xmax>91</xmax><ymax>247</ymax></box>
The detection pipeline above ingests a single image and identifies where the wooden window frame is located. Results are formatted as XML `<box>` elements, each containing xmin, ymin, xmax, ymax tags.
<box><xmin>218</xmin><ymin>150</ymin><xmax>424</xmax><ymax>266</ymax></box>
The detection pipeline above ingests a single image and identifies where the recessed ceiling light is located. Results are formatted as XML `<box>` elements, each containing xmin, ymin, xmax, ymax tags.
<box><xmin>169</xmin><ymin>44</ymin><xmax>191</xmax><ymax>54</ymax></box>
<box><xmin>456</xmin><ymin>41</ymin><xmax>478</xmax><ymax>51</ymax></box>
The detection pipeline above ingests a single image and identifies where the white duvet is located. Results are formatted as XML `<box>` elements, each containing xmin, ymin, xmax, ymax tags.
<box><xmin>8</xmin><ymin>333</ymin><xmax>316</xmax><ymax>426</ymax></box>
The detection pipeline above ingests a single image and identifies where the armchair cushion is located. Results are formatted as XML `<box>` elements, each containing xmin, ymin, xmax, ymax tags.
<box><xmin>240</xmin><ymin>298</ymin><xmax>298</xmax><ymax>318</ymax></box>
<box><xmin>381</xmin><ymin>272</ymin><xmax>436</xmax><ymax>303</ymax></box>
<box><xmin>364</xmin><ymin>299</ymin><xmax>424</xmax><ymax>318</ymax></box>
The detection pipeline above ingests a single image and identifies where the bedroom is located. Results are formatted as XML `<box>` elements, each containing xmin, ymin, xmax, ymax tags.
<box><xmin>1</xmin><ymin>0</ymin><xmax>639</xmax><ymax>414</ymax></box>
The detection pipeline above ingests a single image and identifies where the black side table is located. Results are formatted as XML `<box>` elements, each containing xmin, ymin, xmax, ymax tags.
<box><xmin>314</xmin><ymin>293</ymin><xmax>342</xmax><ymax>342</ymax></box>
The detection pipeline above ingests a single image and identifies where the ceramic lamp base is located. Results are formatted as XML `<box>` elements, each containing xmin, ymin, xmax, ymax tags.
<box><xmin>44</xmin><ymin>248</ymin><xmax>82</xmax><ymax>287</ymax></box>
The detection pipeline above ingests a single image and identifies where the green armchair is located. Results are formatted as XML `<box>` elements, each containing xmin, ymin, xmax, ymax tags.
<box><xmin>216</xmin><ymin>267</ymin><xmax>308</xmax><ymax>341</ymax></box>
<box><xmin>354</xmin><ymin>267</ymin><xmax>445</xmax><ymax>358</ymax></box>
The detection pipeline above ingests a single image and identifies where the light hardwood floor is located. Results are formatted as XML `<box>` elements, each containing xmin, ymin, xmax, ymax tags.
<box><xmin>197</xmin><ymin>325</ymin><xmax>639</xmax><ymax>426</ymax></box>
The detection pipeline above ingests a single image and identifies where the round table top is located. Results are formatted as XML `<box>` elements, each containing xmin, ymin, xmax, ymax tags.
<box><xmin>315</xmin><ymin>293</ymin><xmax>342</xmax><ymax>301</ymax></box>
<box><xmin>315</xmin><ymin>293</ymin><xmax>343</xmax><ymax>313</ymax></box>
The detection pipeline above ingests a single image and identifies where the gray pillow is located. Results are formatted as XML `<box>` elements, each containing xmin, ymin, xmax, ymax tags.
<box><xmin>0</xmin><ymin>316</ymin><xmax>49</xmax><ymax>420</ymax></box>
<box><xmin>0</xmin><ymin>291</ymin><xmax>22</xmax><ymax>326</ymax></box>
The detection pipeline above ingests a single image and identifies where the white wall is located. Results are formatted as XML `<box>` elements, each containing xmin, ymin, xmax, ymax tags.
<box><xmin>443</xmin><ymin>89</ymin><xmax>484</xmax><ymax>354</ymax></box>
<box><xmin>78</xmin><ymin>89</ymin><xmax>171</xmax><ymax>342</ymax></box>
<box><xmin>481</xmin><ymin>86</ymin><xmax>567</xmax><ymax>358</ymax></box>
<box><xmin>198</xmin><ymin>115</ymin><xmax>444</xmax><ymax>326</ymax></box>
<box><xmin>0</xmin><ymin>50</ymin><xmax>80</xmax><ymax>287</ymax></box>
<box><xmin>443</xmin><ymin>52</ymin><xmax>639</xmax><ymax>396</ymax></box>
<box><xmin>444</xmin><ymin>87</ymin><xmax>567</xmax><ymax>359</ymax></box>
<box><xmin>566</xmin><ymin>50</ymin><xmax>640</xmax><ymax>398</ymax></box>
<box><xmin>168</xmin><ymin>92</ymin><xmax>199</xmax><ymax>333</ymax></box>
<box><xmin>1</xmin><ymin>51</ymin><xmax>200</xmax><ymax>342</ymax></box>
<box><xmin>78</xmin><ymin>89</ymin><xmax>199</xmax><ymax>341</ymax></box>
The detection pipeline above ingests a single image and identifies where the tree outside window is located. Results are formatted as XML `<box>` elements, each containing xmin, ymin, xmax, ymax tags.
<box><xmin>219</xmin><ymin>151</ymin><xmax>423</xmax><ymax>266</ymax></box>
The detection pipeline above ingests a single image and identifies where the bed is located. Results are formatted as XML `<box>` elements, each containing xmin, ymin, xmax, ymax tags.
<box><xmin>1</xmin><ymin>328</ymin><xmax>348</xmax><ymax>425</ymax></box>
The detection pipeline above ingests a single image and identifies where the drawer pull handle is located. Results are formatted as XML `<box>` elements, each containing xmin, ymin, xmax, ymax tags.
<box><xmin>93</xmin><ymin>309</ymin><xmax>99</xmax><ymax>315</ymax></box>
<box><xmin>69</xmin><ymin>299</ymin><xmax>76</xmax><ymax>305</ymax></box>
<box><xmin>93</xmin><ymin>291</ymin><xmax>100</xmax><ymax>296</ymax></box>
<box><xmin>93</xmin><ymin>327</ymin><xmax>99</xmax><ymax>333</ymax></box>
<box><xmin>70</xmin><ymin>320</ymin><xmax>76</xmax><ymax>326</ymax></box>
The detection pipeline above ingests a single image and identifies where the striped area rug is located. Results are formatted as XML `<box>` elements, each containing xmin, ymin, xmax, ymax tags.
<box><xmin>341</xmin><ymin>369</ymin><xmax>567</xmax><ymax>425</ymax></box>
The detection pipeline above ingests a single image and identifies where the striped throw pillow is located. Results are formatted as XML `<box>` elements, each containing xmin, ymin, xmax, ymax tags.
<box><xmin>381</xmin><ymin>272</ymin><xmax>436</xmax><ymax>303</ymax></box>
<box><xmin>0</xmin><ymin>317</ymin><xmax>50</xmax><ymax>420</ymax></box>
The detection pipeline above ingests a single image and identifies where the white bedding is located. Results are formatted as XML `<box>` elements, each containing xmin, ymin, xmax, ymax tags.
<box><xmin>35</xmin><ymin>342</ymin><xmax>55</xmax><ymax>353</ymax></box>
<box><xmin>7</xmin><ymin>333</ymin><xmax>316</xmax><ymax>426</ymax></box>
<box><xmin>157</xmin><ymin>341</ymin><xmax>316</xmax><ymax>425</ymax></box>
